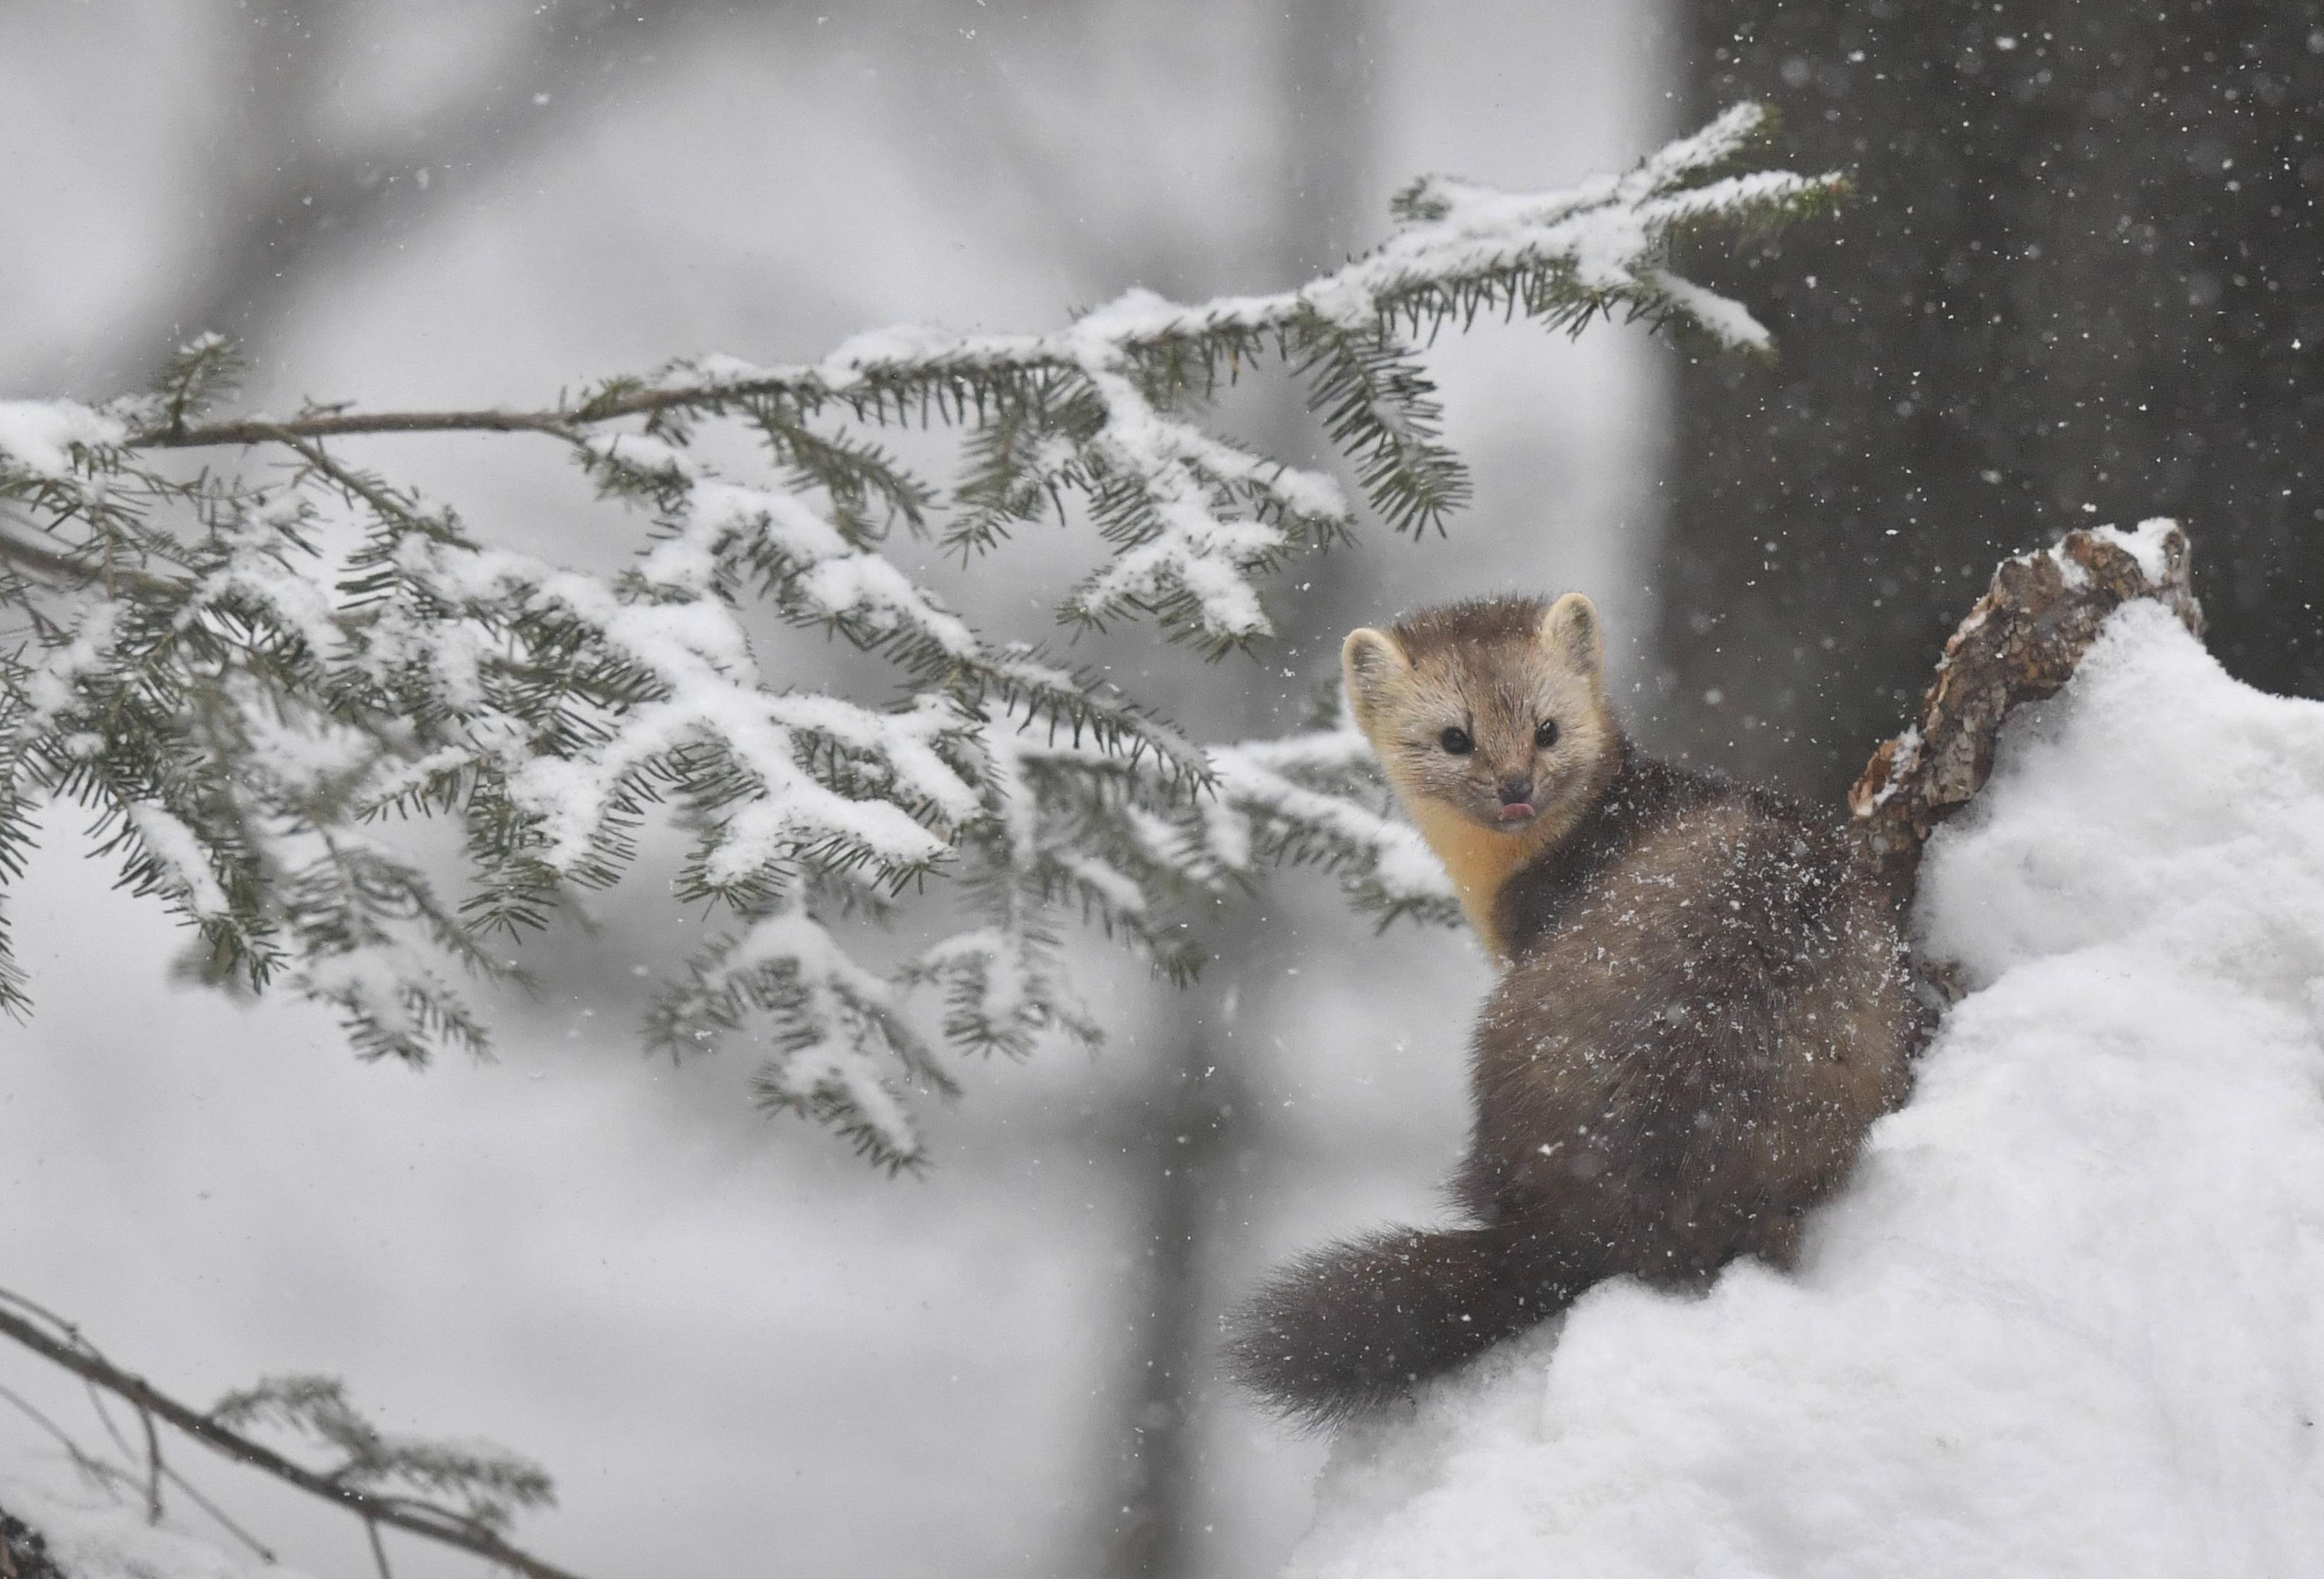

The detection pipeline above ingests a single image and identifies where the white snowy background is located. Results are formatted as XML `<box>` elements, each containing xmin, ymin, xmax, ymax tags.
<box><xmin>0</xmin><ymin>5</ymin><xmax>1681</xmax><ymax>1579</ymax></box>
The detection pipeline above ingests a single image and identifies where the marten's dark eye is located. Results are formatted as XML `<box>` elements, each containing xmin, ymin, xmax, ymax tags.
<box><xmin>1438</xmin><ymin>726</ymin><xmax>1474</xmax><ymax>756</ymax></box>
<box><xmin>1535</xmin><ymin>719</ymin><xmax>1560</xmax><ymax>749</ymax></box>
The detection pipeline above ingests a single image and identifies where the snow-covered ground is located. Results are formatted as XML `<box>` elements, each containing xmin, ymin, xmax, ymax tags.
<box><xmin>0</xmin><ymin>1480</ymin><xmax>320</xmax><ymax>1579</ymax></box>
<box><xmin>1282</xmin><ymin>599</ymin><xmax>2324</xmax><ymax>1578</ymax></box>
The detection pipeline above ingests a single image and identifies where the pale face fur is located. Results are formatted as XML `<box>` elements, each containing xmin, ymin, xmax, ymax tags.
<box><xmin>1342</xmin><ymin>593</ymin><xmax>1620</xmax><ymax>958</ymax></box>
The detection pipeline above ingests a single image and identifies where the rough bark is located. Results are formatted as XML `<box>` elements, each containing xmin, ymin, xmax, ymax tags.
<box><xmin>1848</xmin><ymin>523</ymin><xmax>2205</xmax><ymax>898</ymax></box>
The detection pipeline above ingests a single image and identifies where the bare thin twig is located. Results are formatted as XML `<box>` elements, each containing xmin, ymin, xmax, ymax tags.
<box><xmin>156</xmin><ymin>1468</ymin><xmax>278</xmax><ymax>1565</ymax></box>
<box><xmin>0</xmin><ymin>1301</ymin><xmax>591</xmax><ymax>1579</ymax></box>
<box><xmin>0</xmin><ymin>1293</ymin><xmax>79</xmax><ymax>1341</ymax></box>
<box><xmin>138</xmin><ymin>1408</ymin><xmax>164</xmax><ymax>1524</ymax></box>
<box><xmin>85</xmin><ymin>1377</ymin><xmax>278</xmax><ymax>1562</ymax></box>
<box><xmin>81</xmin><ymin>1382</ymin><xmax>268</xmax><ymax>1557</ymax></box>
<box><xmin>363</xmin><ymin>1520</ymin><xmax>393</xmax><ymax>1579</ymax></box>
<box><xmin>125</xmin><ymin>359</ymin><xmax>1035</xmax><ymax>450</ymax></box>
<box><xmin>0</xmin><ymin>1381</ymin><xmax>116</xmax><ymax>1484</ymax></box>
<box><xmin>80</xmin><ymin>1382</ymin><xmax>138</xmax><ymax>1468</ymax></box>
<box><xmin>136</xmin><ymin>408</ymin><xmax>585</xmax><ymax>449</ymax></box>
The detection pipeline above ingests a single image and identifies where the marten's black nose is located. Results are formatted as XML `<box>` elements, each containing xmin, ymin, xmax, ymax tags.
<box><xmin>1497</xmin><ymin>776</ymin><xmax>1535</xmax><ymax>806</ymax></box>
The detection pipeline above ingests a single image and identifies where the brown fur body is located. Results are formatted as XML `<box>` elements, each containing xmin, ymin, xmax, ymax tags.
<box><xmin>1227</xmin><ymin>596</ymin><xmax>1926</xmax><ymax>1426</ymax></box>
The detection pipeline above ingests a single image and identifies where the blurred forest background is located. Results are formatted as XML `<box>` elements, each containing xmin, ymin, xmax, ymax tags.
<box><xmin>0</xmin><ymin>4</ymin><xmax>2315</xmax><ymax>1579</ymax></box>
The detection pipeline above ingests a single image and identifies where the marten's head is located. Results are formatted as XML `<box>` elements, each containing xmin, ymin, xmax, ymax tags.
<box><xmin>1342</xmin><ymin>593</ymin><xmax>1618</xmax><ymax>842</ymax></box>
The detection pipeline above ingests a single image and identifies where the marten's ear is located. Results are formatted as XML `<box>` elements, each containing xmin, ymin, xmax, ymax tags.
<box><xmin>1538</xmin><ymin>593</ymin><xmax>1603</xmax><ymax>677</ymax></box>
<box><xmin>1340</xmin><ymin>627</ymin><xmax>1410</xmax><ymax>727</ymax></box>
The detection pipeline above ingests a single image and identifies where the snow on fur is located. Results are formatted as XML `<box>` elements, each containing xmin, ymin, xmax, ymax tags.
<box><xmin>1281</xmin><ymin>603</ymin><xmax>2324</xmax><ymax>1578</ymax></box>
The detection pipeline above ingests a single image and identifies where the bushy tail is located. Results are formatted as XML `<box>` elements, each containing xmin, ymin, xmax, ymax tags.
<box><xmin>1224</xmin><ymin>1216</ymin><xmax>1600</xmax><ymax>1427</ymax></box>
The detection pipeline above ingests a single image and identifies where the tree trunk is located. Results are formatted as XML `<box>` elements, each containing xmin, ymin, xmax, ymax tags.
<box><xmin>1099</xmin><ymin>8</ymin><xmax>1378</xmax><ymax>1578</ymax></box>
<box><xmin>1657</xmin><ymin>0</ymin><xmax>2324</xmax><ymax>801</ymax></box>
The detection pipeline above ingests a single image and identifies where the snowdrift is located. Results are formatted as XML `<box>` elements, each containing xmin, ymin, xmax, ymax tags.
<box><xmin>0</xmin><ymin>1479</ymin><xmax>317</xmax><ymax>1579</ymax></box>
<box><xmin>1283</xmin><ymin>602</ymin><xmax>2324</xmax><ymax>1578</ymax></box>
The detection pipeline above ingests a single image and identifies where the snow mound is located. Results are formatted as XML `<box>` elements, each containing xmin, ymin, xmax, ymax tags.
<box><xmin>1283</xmin><ymin>602</ymin><xmax>2324</xmax><ymax>1578</ymax></box>
<box><xmin>0</xmin><ymin>1478</ymin><xmax>316</xmax><ymax>1579</ymax></box>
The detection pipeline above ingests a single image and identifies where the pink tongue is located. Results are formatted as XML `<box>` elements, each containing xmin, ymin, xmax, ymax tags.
<box><xmin>1498</xmin><ymin>803</ymin><xmax>1535</xmax><ymax>823</ymax></box>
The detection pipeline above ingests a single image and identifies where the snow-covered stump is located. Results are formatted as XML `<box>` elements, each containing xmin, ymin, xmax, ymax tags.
<box><xmin>1850</xmin><ymin>519</ymin><xmax>2205</xmax><ymax>898</ymax></box>
<box><xmin>1282</xmin><ymin>522</ymin><xmax>2324</xmax><ymax>1578</ymax></box>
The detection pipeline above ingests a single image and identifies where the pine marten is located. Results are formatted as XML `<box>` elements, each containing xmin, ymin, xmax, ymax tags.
<box><xmin>1226</xmin><ymin>593</ymin><xmax>1925</xmax><ymax>1426</ymax></box>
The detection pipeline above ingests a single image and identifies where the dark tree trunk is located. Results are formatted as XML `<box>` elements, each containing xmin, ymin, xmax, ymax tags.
<box><xmin>1101</xmin><ymin>1052</ymin><xmax>1243</xmax><ymax>1579</ymax></box>
<box><xmin>1656</xmin><ymin>0</ymin><xmax>2324</xmax><ymax>800</ymax></box>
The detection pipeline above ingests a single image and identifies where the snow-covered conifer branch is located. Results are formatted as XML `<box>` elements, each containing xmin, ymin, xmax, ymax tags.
<box><xmin>118</xmin><ymin>100</ymin><xmax>1827</xmax><ymax>647</ymax></box>
<box><xmin>1203</xmin><ymin>721</ymin><xmax>1462</xmax><ymax>927</ymax></box>
<box><xmin>0</xmin><ymin>106</ymin><xmax>1837</xmax><ymax>1163</ymax></box>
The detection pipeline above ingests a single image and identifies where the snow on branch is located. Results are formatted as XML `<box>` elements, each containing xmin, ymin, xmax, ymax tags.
<box><xmin>0</xmin><ymin>106</ymin><xmax>1837</xmax><ymax>1163</ymax></box>
<box><xmin>116</xmin><ymin>99</ymin><xmax>1833</xmax><ymax>649</ymax></box>
<box><xmin>646</xmin><ymin>898</ymin><xmax>959</xmax><ymax>1172</ymax></box>
<box><xmin>1196</xmin><ymin>713</ymin><xmax>1459</xmax><ymax>926</ymax></box>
